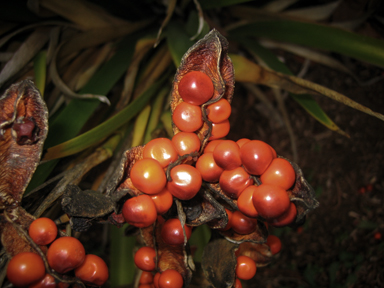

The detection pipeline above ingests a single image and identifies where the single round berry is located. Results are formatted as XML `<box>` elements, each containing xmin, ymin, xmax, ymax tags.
<box><xmin>151</xmin><ymin>188</ymin><xmax>173</xmax><ymax>215</ymax></box>
<box><xmin>167</xmin><ymin>164</ymin><xmax>202</xmax><ymax>200</ymax></box>
<box><xmin>236</xmin><ymin>138</ymin><xmax>250</xmax><ymax>148</ymax></box>
<box><xmin>134</xmin><ymin>247</ymin><xmax>157</xmax><ymax>272</ymax></box>
<box><xmin>266</xmin><ymin>235</ymin><xmax>282</xmax><ymax>255</ymax></box>
<box><xmin>209</xmin><ymin>119</ymin><xmax>230</xmax><ymax>140</ymax></box>
<box><xmin>28</xmin><ymin>217</ymin><xmax>58</xmax><ymax>246</ymax></box>
<box><xmin>252</xmin><ymin>184</ymin><xmax>290</xmax><ymax>220</ymax></box>
<box><xmin>158</xmin><ymin>269</ymin><xmax>183</xmax><ymax>288</ymax></box>
<box><xmin>7</xmin><ymin>252</ymin><xmax>45</xmax><ymax>287</ymax></box>
<box><xmin>161</xmin><ymin>218</ymin><xmax>192</xmax><ymax>245</ymax></box>
<box><xmin>271</xmin><ymin>202</ymin><xmax>297</xmax><ymax>227</ymax></box>
<box><xmin>237</xmin><ymin>185</ymin><xmax>258</xmax><ymax>218</ymax></box>
<box><xmin>260</xmin><ymin>158</ymin><xmax>295</xmax><ymax>190</ymax></box>
<box><xmin>240</xmin><ymin>140</ymin><xmax>274</xmax><ymax>175</ymax></box>
<box><xmin>122</xmin><ymin>195</ymin><xmax>157</xmax><ymax>228</ymax></box>
<box><xmin>139</xmin><ymin>271</ymin><xmax>154</xmax><ymax>284</ymax></box>
<box><xmin>231</xmin><ymin>211</ymin><xmax>257</xmax><ymax>235</ymax></box>
<box><xmin>130</xmin><ymin>158</ymin><xmax>167</xmax><ymax>195</ymax></box>
<box><xmin>172</xmin><ymin>102</ymin><xmax>203</xmax><ymax>132</ymax></box>
<box><xmin>47</xmin><ymin>236</ymin><xmax>86</xmax><ymax>274</ymax></box>
<box><xmin>219</xmin><ymin>167</ymin><xmax>253</xmax><ymax>199</ymax></box>
<box><xmin>143</xmin><ymin>138</ymin><xmax>178</xmax><ymax>168</ymax></box>
<box><xmin>74</xmin><ymin>254</ymin><xmax>109</xmax><ymax>286</ymax></box>
<box><xmin>153</xmin><ymin>272</ymin><xmax>161</xmax><ymax>288</ymax></box>
<box><xmin>234</xmin><ymin>278</ymin><xmax>242</xmax><ymax>288</ymax></box>
<box><xmin>178</xmin><ymin>71</ymin><xmax>214</xmax><ymax>105</ymax></box>
<box><xmin>206</xmin><ymin>98</ymin><xmax>231</xmax><ymax>123</ymax></box>
<box><xmin>196</xmin><ymin>152</ymin><xmax>224</xmax><ymax>182</ymax></box>
<box><xmin>236</xmin><ymin>255</ymin><xmax>257</xmax><ymax>280</ymax></box>
<box><xmin>213</xmin><ymin>140</ymin><xmax>242</xmax><ymax>170</ymax></box>
<box><xmin>172</xmin><ymin>132</ymin><xmax>201</xmax><ymax>156</ymax></box>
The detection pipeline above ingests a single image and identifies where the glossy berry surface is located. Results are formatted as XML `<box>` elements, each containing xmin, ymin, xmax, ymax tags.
<box><xmin>7</xmin><ymin>252</ymin><xmax>45</xmax><ymax>287</ymax></box>
<box><xmin>178</xmin><ymin>71</ymin><xmax>214</xmax><ymax>105</ymax></box>
<box><xmin>167</xmin><ymin>164</ymin><xmax>202</xmax><ymax>200</ymax></box>
<box><xmin>231</xmin><ymin>211</ymin><xmax>257</xmax><ymax>235</ymax></box>
<box><xmin>161</xmin><ymin>218</ymin><xmax>192</xmax><ymax>245</ymax></box>
<box><xmin>143</xmin><ymin>138</ymin><xmax>178</xmax><ymax>168</ymax></box>
<box><xmin>158</xmin><ymin>269</ymin><xmax>183</xmax><ymax>288</ymax></box>
<box><xmin>130</xmin><ymin>158</ymin><xmax>167</xmax><ymax>195</ymax></box>
<box><xmin>236</xmin><ymin>255</ymin><xmax>257</xmax><ymax>280</ymax></box>
<box><xmin>151</xmin><ymin>188</ymin><xmax>173</xmax><ymax>215</ymax></box>
<box><xmin>213</xmin><ymin>140</ymin><xmax>242</xmax><ymax>170</ymax></box>
<box><xmin>196</xmin><ymin>152</ymin><xmax>223</xmax><ymax>182</ymax></box>
<box><xmin>252</xmin><ymin>184</ymin><xmax>290</xmax><ymax>220</ymax></box>
<box><xmin>74</xmin><ymin>254</ymin><xmax>109</xmax><ymax>286</ymax></box>
<box><xmin>260</xmin><ymin>158</ymin><xmax>295</xmax><ymax>190</ymax></box>
<box><xmin>172</xmin><ymin>102</ymin><xmax>203</xmax><ymax>132</ymax></box>
<box><xmin>28</xmin><ymin>217</ymin><xmax>58</xmax><ymax>246</ymax></box>
<box><xmin>122</xmin><ymin>195</ymin><xmax>157</xmax><ymax>228</ymax></box>
<box><xmin>172</xmin><ymin>132</ymin><xmax>201</xmax><ymax>156</ymax></box>
<box><xmin>237</xmin><ymin>185</ymin><xmax>258</xmax><ymax>218</ymax></box>
<box><xmin>203</xmin><ymin>139</ymin><xmax>223</xmax><ymax>153</ymax></box>
<box><xmin>47</xmin><ymin>236</ymin><xmax>85</xmax><ymax>274</ymax></box>
<box><xmin>29</xmin><ymin>273</ymin><xmax>57</xmax><ymax>288</ymax></box>
<box><xmin>240</xmin><ymin>140</ymin><xmax>274</xmax><ymax>175</ymax></box>
<box><xmin>209</xmin><ymin>119</ymin><xmax>230</xmax><ymax>140</ymax></box>
<box><xmin>134</xmin><ymin>246</ymin><xmax>157</xmax><ymax>271</ymax></box>
<box><xmin>271</xmin><ymin>202</ymin><xmax>297</xmax><ymax>227</ymax></box>
<box><xmin>219</xmin><ymin>167</ymin><xmax>253</xmax><ymax>199</ymax></box>
<box><xmin>266</xmin><ymin>235</ymin><xmax>282</xmax><ymax>255</ymax></box>
<box><xmin>236</xmin><ymin>138</ymin><xmax>250</xmax><ymax>148</ymax></box>
<box><xmin>206</xmin><ymin>98</ymin><xmax>231</xmax><ymax>123</ymax></box>
<box><xmin>139</xmin><ymin>271</ymin><xmax>154</xmax><ymax>284</ymax></box>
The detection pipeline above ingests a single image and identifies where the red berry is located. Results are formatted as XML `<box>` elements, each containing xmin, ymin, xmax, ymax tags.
<box><xmin>236</xmin><ymin>138</ymin><xmax>250</xmax><ymax>148</ymax></box>
<box><xmin>252</xmin><ymin>184</ymin><xmax>290</xmax><ymax>220</ymax></box>
<box><xmin>196</xmin><ymin>152</ymin><xmax>224</xmax><ymax>182</ymax></box>
<box><xmin>167</xmin><ymin>164</ymin><xmax>202</xmax><ymax>200</ymax></box>
<box><xmin>231</xmin><ymin>211</ymin><xmax>257</xmax><ymax>235</ymax></box>
<box><xmin>234</xmin><ymin>278</ymin><xmax>242</xmax><ymax>288</ymax></box>
<box><xmin>122</xmin><ymin>195</ymin><xmax>157</xmax><ymax>228</ymax></box>
<box><xmin>206</xmin><ymin>98</ymin><xmax>231</xmax><ymax>123</ymax></box>
<box><xmin>29</xmin><ymin>217</ymin><xmax>57</xmax><ymax>246</ymax></box>
<box><xmin>140</xmin><ymin>271</ymin><xmax>154</xmax><ymax>284</ymax></box>
<box><xmin>143</xmin><ymin>138</ymin><xmax>178</xmax><ymax>168</ymax></box>
<box><xmin>266</xmin><ymin>235</ymin><xmax>282</xmax><ymax>255</ymax></box>
<box><xmin>213</xmin><ymin>140</ymin><xmax>242</xmax><ymax>170</ymax></box>
<box><xmin>172</xmin><ymin>102</ymin><xmax>203</xmax><ymax>132</ymax></box>
<box><xmin>47</xmin><ymin>236</ymin><xmax>86</xmax><ymax>274</ymax></box>
<box><xmin>7</xmin><ymin>252</ymin><xmax>45</xmax><ymax>287</ymax></box>
<box><xmin>158</xmin><ymin>269</ymin><xmax>183</xmax><ymax>288</ymax></box>
<box><xmin>236</xmin><ymin>255</ymin><xmax>257</xmax><ymax>280</ymax></box>
<box><xmin>74</xmin><ymin>254</ymin><xmax>109</xmax><ymax>286</ymax></box>
<box><xmin>270</xmin><ymin>202</ymin><xmax>297</xmax><ymax>227</ymax></box>
<box><xmin>161</xmin><ymin>218</ymin><xmax>192</xmax><ymax>245</ymax></box>
<box><xmin>151</xmin><ymin>188</ymin><xmax>173</xmax><ymax>215</ymax></box>
<box><xmin>203</xmin><ymin>140</ymin><xmax>223</xmax><ymax>153</ymax></box>
<box><xmin>209</xmin><ymin>119</ymin><xmax>230</xmax><ymax>140</ymax></box>
<box><xmin>218</xmin><ymin>208</ymin><xmax>233</xmax><ymax>231</ymax></box>
<box><xmin>240</xmin><ymin>140</ymin><xmax>274</xmax><ymax>175</ymax></box>
<box><xmin>237</xmin><ymin>185</ymin><xmax>258</xmax><ymax>218</ymax></box>
<box><xmin>219</xmin><ymin>167</ymin><xmax>253</xmax><ymax>199</ymax></box>
<box><xmin>178</xmin><ymin>71</ymin><xmax>214</xmax><ymax>105</ymax></box>
<box><xmin>29</xmin><ymin>273</ymin><xmax>56</xmax><ymax>288</ymax></box>
<box><xmin>172</xmin><ymin>132</ymin><xmax>201</xmax><ymax>156</ymax></box>
<box><xmin>134</xmin><ymin>247</ymin><xmax>157</xmax><ymax>272</ymax></box>
<box><xmin>153</xmin><ymin>272</ymin><xmax>161</xmax><ymax>288</ymax></box>
<box><xmin>260</xmin><ymin>158</ymin><xmax>295</xmax><ymax>190</ymax></box>
<box><xmin>130</xmin><ymin>158</ymin><xmax>167</xmax><ymax>195</ymax></box>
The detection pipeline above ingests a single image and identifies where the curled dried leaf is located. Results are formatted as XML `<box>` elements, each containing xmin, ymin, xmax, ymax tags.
<box><xmin>220</xmin><ymin>220</ymin><xmax>268</xmax><ymax>245</ymax></box>
<box><xmin>236</xmin><ymin>241</ymin><xmax>273</xmax><ymax>267</ymax></box>
<box><xmin>0</xmin><ymin>80</ymin><xmax>48</xmax><ymax>208</ymax></box>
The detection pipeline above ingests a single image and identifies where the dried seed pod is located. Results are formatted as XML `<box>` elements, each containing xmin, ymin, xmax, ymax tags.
<box><xmin>236</xmin><ymin>242</ymin><xmax>273</xmax><ymax>267</ymax></box>
<box><xmin>170</xmin><ymin>29</ymin><xmax>234</xmax><ymax>151</ymax></box>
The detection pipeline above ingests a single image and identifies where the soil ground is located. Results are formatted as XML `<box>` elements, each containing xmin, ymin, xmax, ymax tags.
<box><xmin>227</xmin><ymin>51</ymin><xmax>384</xmax><ymax>288</ymax></box>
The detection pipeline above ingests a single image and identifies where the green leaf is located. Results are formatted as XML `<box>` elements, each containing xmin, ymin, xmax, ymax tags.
<box><xmin>33</xmin><ymin>51</ymin><xmax>47</xmax><ymax>97</ymax></box>
<box><xmin>189</xmin><ymin>225</ymin><xmax>211</xmax><ymax>263</ymax></box>
<box><xmin>167</xmin><ymin>21</ymin><xmax>195</xmax><ymax>67</ymax></box>
<box><xmin>43</xmin><ymin>77</ymin><xmax>167</xmax><ymax>161</ymax></box>
<box><xmin>235</xmin><ymin>37</ymin><xmax>345</xmax><ymax>134</ymax></box>
<box><xmin>228</xmin><ymin>19</ymin><xmax>384</xmax><ymax>68</ymax></box>
<box><xmin>201</xmin><ymin>0</ymin><xmax>254</xmax><ymax>10</ymax></box>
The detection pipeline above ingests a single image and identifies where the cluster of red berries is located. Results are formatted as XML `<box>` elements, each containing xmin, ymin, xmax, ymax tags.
<box><xmin>6</xmin><ymin>217</ymin><xmax>108</xmax><ymax>287</ymax></box>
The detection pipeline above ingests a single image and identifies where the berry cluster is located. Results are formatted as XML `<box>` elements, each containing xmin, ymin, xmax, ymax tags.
<box><xmin>6</xmin><ymin>217</ymin><xmax>108</xmax><ymax>287</ymax></box>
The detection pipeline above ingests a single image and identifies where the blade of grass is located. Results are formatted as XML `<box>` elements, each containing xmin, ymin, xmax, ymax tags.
<box><xmin>110</xmin><ymin>225</ymin><xmax>136</xmax><ymax>287</ymax></box>
<box><xmin>200</xmin><ymin>0</ymin><xmax>254</xmax><ymax>9</ymax></box>
<box><xmin>131</xmin><ymin>105</ymin><xmax>151</xmax><ymax>147</ymax></box>
<box><xmin>228</xmin><ymin>19</ymin><xmax>384</xmax><ymax>68</ymax></box>
<box><xmin>33</xmin><ymin>50</ymin><xmax>47</xmax><ymax>97</ymax></box>
<box><xmin>234</xmin><ymin>37</ymin><xmax>344</xmax><ymax>134</ymax></box>
<box><xmin>43</xmin><ymin>76</ymin><xmax>167</xmax><ymax>161</ymax></box>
